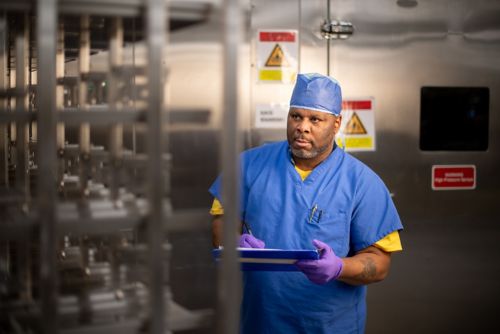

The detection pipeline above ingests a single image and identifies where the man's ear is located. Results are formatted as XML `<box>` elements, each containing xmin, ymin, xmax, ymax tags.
<box><xmin>333</xmin><ymin>115</ymin><xmax>342</xmax><ymax>133</ymax></box>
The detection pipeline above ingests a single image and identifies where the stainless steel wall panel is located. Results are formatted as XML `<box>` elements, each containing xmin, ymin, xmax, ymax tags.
<box><xmin>328</xmin><ymin>1</ymin><xmax>500</xmax><ymax>333</ymax></box>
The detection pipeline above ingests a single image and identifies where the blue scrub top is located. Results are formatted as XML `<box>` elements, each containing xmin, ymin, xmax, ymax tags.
<box><xmin>209</xmin><ymin>141</ymin><xmax>403</xmax><ymax>334</ymax></box>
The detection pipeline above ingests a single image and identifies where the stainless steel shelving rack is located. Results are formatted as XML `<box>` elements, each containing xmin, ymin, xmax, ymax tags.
<box><xmin>0</xmin><ymin>1</ymin><xmax>215</xmax><ymax>333</ymax></box>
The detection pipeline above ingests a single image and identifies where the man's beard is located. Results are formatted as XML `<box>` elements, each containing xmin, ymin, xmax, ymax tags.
<box><xmin>290</xmin><ymin>142</ymin><xmax>331</xmax><ymax>159</ymax></box>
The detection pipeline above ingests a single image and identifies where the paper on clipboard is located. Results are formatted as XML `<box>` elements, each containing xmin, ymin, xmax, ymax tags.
<box><xmin>212</xmin><ymin>247</ymin><xmax>319</xmax><ymax>271</ymax></box>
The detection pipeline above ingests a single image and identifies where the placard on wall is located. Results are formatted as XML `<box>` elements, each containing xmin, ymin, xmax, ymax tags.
<box><xmin>432</xmin><ymin>165</ymin><xmax>476</xmax><ymax>190</ymax></box>
<box><xmin>255</xmin><ymin>104</ymin><xmax>288</xmax><ymax>128</ymax></box>
<box><xmin>336</xmin><ymin>99</ymin><xmax>376</xmax><ymax>152</ymax></box>
<box><xmin>256</xmin><ymin>30</ymin><xmax>298</xmax><ymax>83</ymax></box>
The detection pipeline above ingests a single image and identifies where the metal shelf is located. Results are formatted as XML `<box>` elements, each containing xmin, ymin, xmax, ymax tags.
<box><xmin>0</xmin><ymin>109</ymin><xmax>148</xmax><ymax>125</ymax></box>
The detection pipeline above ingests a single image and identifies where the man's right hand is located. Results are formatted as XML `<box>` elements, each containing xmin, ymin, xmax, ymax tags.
<box><xmin>239</xmin><ymin>234</ymin><xmax>265</xmax><ymax>248</ymax></box>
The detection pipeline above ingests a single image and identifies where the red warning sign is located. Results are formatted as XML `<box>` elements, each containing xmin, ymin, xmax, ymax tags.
<box><xmin>259</xmin><ymin>32</ymin><xmax>296</xmax><ymax>42</ymax></box>
<box><xmin>432</xmin><ymin>165</ymin><xmax>476</xmax><ymax>190</ymax></box>
<box><xmin>342</xmin><ymin>100</ymin><xmax>372</xmax><ymax>110</ymax></box>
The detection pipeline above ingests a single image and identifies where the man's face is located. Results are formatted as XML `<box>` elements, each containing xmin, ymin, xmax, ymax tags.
<box><xmin>286</xmin><ymin>108</ymin><xmax>342</xmax><ymax>166</ymax></box>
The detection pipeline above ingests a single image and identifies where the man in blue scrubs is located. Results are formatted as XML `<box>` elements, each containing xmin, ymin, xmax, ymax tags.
<box><xmin>209</xmin><ymin>73</ymin><xmax>403</xmax><ymax>333</ymax></box>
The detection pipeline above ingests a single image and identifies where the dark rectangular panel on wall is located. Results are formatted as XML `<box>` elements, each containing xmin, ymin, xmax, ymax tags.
<box><xmin>420</xmin><ymin>87</ymin><xmax>489</xmax><ymax>151</ymax></box>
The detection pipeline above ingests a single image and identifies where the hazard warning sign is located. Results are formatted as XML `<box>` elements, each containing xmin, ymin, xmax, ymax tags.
<box><xmin>257</xmin><ymin>30</ymin><xmax>298</xmax><ymax>83</ymax></box>
<box><xmin>265</xmin><ymin>44</ymin><xmax>290</xmax><ymax>67</ymax></box>
<box><xmin>336</xmin><ymin>99</ymin><xmax>376</xmax><ymax>152</ymax></box>
<box><xmin>344</xmin><ymin>112</ymin><xmax>367</xmax><ymax>135</ymax></box>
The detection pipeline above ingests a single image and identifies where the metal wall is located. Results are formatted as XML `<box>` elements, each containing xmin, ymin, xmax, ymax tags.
<box><xmin>247</xmin><ymin>0</ymin><xmax>500</xmax><ymax>333</ymax></box>
<box><xmin>331</xmin><ymin>1</ymin><xmax>500</xmax><ymax>333</ymax></box>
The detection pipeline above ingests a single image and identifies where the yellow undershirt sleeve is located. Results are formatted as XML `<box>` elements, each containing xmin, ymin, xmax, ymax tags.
<box><xmin>374</xmin><ymin>231</ymin><xmax>403</xmax><ymax>252</ymax></box>
<box><xmin>210</xmin><ymin>198</ymin><xmax>224</xmax><ymax>215</ymax></box>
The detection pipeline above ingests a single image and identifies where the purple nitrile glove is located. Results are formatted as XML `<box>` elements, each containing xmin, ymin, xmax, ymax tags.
<box><xmin>295</xmin><ymin>239</ymin><xmax>343</xmax><ymax>285</ymax></box>
<box><xmin>239</xmin><ymin>234</ymin><xmax>266</xmax><ymax>248</ymax></box>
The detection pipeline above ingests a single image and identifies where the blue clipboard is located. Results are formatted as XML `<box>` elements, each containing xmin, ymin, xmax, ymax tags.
<box><xmin>212</xmin><ymin>248</ymin><xmax>320</xmax><ymax>271</ymax></box>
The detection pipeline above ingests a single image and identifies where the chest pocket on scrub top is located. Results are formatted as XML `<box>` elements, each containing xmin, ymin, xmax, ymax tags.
<box><xmin>305</xmin><ymin>209</ymin><xmax>349</xmax><ymax>256</ymax></box>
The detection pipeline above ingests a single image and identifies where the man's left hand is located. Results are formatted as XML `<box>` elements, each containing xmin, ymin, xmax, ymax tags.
<box><xmin>239</xmin><ymin>234</ymin><xmax>266</xmax><ymax>248</ymax></box>
<box><xmin>295</xmin><ymin>239</ymin><xmax>343</xmax><ymax>285</ymax></box>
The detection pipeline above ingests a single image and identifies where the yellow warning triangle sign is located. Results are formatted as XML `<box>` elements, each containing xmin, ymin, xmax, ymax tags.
<box><xmin>265</xmin><ymin>44</ymin><xmax>290</xmax><ymax>67</ymax></box>
<box><xmin>344</xmin><ymin>112</ymin><xmax>367</xmax><ymax>135</ymax></box>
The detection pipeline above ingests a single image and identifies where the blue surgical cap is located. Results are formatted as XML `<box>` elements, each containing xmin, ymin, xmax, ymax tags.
<box><xmin>290</xmin><ymin>73</ymin><xmax>342</xmax><ymax>116</ymax></box>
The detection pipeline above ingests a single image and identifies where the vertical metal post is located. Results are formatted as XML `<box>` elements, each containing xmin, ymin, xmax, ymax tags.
<box><xmin>79</xmin><ymin>15</ymin><xmax>90</xmax><ymax>194</ymax></box>
<box><xmin>0</xmin><ymin>12</ymin><xmax>9</xmax><ymax>290</ymax></box>
<box><xmin>15</xmin><ymin>18</ymin><xmax>33</xmax><ymax>299</ymax></box>
<box><xmin>326</xmin><ymin>0</ymin><xmax>331</xmax><ymax>75</ymax></box>
<box><xmin>219</xmin><ymin>0</ymin><xmax>243</xmax><ymax>333</ymax></box>
<box><xmin>15</xmin><ymin>14</ymin><xmax>29</xmax><ymax>200</ymax></box>
<box><xmin>108</xmin><ymin>17</ymin><xmax>123</xmax><ymax>202</ymax></box>
<box><xmin>9</xmin><ymin>58</ymin><xmax>16</xmax><ymax>156</ymax></box>
<box><xmin>109</xmin><ymin>17</ymin><xmax>123</xmax><ymax>158</ymax></box>
<box><xmin>56</xmin><ymin>22</ymin><xmax>65</xmax><ymax>152</ymax></box>
<box><xmin>146</xmin><ymin>0</ymin><xmax>167</xmax><ymax>332</ymax></box>
<box><xmin>37</xmin><ymin>0</ymin><xmax>59</xmax><ymax>332</ymax></box>
<box><xmin>15</xmin><ymin>19</ymin><xmax>33</xmax><ymax>297</ymax></box>
<box><xmin>79</xmin><ymin>15</ymin><xmax>90</xmax><ymax>154</ymax></box>
<box><xmin>131</xmin><ymin>18</ymin><xmax>137</xmax><ymax>154</ymax></box>
<box><xmin>28</xmin><ymin>28</ymin><xmax>34</xmax><ymax>142</ymax></box>
<box><xmin>0</xmin><ymin>13</ymin><xmax>7</xmax><ymax>187</ymax></box>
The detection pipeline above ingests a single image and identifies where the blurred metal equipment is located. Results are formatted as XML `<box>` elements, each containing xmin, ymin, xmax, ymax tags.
<box><xmin>0</xmin><ymin>0</ymin><xmax>213</xmax><ymax>333</ymax></box>
<box><xmin>217</xmin><ymin>0</ymin><xmax>243</xmax><ymax>333</ymax></box>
